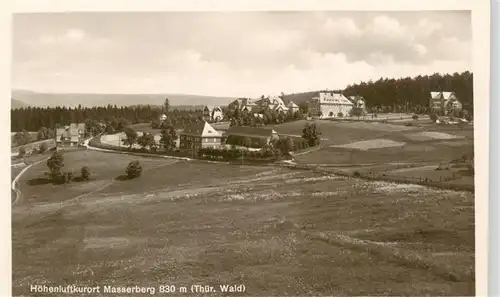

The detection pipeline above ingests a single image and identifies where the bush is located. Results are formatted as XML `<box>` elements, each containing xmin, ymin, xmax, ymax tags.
<box><xmin>412</xmin><ymin>114</ymin><xmax>419</xmax><ymax>120</ymax></box>
<box><xmin>81</xmin><ymin>166</ymin><xmax>90</xmax><ymax>181</ymax></box>
<box><xmin>353</xmin><ymin>171</ymin><xmax>361</xmax><ymax>178</ymax></box>
<box><xmin>18</xmin><ymin>147</ymin><xmax>26</xmax><ymax>157</ymax></box>
<box><xmin>429</xmin><ymin>113</ymin><xmax>438</xmax><ymax>122</ymax></box>
<box><xmin>337</xmin><ymin>112</ymin><xmax>344</xmax><ymax>118</ymax></box>
<box><xmin>39</xmin><ymin>142</ymin><xmax>48</xmax><ymax>154</ymax></box>
<box><xmin>126</xmin><ymin>161</ymin><xmax>142</xmax><ymax>179</ymax></box>
<box><xmin>64</xmin><ymin>172</ymin><xmax>73</xmax><ymax>183</ymax></box>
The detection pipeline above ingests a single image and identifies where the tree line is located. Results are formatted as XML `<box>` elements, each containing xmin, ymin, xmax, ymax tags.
<box><xmin>10</xmin><ymin>103</ymin><xmax>204</xmax><ymax>133</ymax></box>
<box><xmin>343</xmin><ymin>71</ymin><xmax>473</xmax><ymax>114</ymax></box>
<box><xmin>282</xmin><ymin>71</ymin><xmax>473</xmax><ymax>114</ymax></box>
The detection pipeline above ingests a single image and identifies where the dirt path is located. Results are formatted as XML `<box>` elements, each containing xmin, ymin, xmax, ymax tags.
<box><xmin>12</xmin><ymin>157</ymin><xmax>49</xmax><ymax>206</ymax></box>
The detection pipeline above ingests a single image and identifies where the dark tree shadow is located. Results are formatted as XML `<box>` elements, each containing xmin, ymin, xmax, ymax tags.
<box><xmin>72</xmin><ymin>176</ymin><xmax>85</xmax><ymax>182</ymax></box>
<box><xmin>27</xmin><ymin>177</ymin><xmax>54</xmax><ymax>186</ymax></box>
<box><xmin>115</xmin><ymin>174</ymin><xmax>132</xmax><ymax>181</ymax></box>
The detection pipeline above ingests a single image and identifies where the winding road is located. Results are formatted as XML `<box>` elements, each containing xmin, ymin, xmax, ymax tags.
<box><xmin>11</xmin><ymin>157</ymin><xmax>49</xmax><ymax>206</ymax></box>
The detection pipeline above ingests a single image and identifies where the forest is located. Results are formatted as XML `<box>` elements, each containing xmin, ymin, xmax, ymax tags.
<box><xmin>284</xmin><ymin>71</ymin><xmax>473</xmax><ymax>113</ymax></box>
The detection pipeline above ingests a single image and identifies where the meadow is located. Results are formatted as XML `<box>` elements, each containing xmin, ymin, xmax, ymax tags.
<box><xmin>274</xmin><ymin>120</ymin><xmax>474</xmax><ymax>188</ymax></box>
<box><xmin>12</xmin><ymin>149</ymin><xmax>475</xmax><ymax>296</ymax></box>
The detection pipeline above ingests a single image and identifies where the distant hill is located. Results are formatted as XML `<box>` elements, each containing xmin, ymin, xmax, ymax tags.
<box><xmin>11</xmin><ymin>98</ymin><xmax>27</xmax><ymax>109</ymax></box>
<box><xmin>11</xmin><ymin>89</ymin><xmax>235</xmax><ymax>108</ymax></box>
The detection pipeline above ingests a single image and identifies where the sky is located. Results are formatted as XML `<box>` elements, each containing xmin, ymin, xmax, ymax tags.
<box><xmin>11</xmin><ymin>11</ymin><xmax>472</xmax><ymax>97</ymax></box>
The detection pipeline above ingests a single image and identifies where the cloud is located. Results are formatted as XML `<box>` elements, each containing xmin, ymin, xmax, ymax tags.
<box><xmin>11</xmin><ymin>11</ymin><xmax>471</xmax><ymax>96</ymax></box>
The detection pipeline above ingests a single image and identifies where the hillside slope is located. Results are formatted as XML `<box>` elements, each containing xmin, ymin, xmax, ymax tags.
<box><xmin>11</xmin><ymin>89</ymin><xmax>235</xmax><ymax>108</ymax></box>
<box><xmin>11</xmin><ymin>98</ymin><xmax>26</xmax><ymax>109</ymax></box>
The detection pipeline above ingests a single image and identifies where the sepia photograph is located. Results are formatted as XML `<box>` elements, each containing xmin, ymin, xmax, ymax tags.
<box><xmin>7</xmin><ymin>2</ymin><xmax>490</xmax><ymax>296</ymax></box>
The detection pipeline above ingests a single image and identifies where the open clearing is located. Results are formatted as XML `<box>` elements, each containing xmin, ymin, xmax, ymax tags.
<box><xmin>406</xmin><ymin>131</ymin><xmax>465</xmax><ymax>141</ymax></box>
<box><xmin>331</xmin><ymin>139</ymin><xmax>406</xmax><ymax>150</ymax></box>
<box><xmin>101</xmin><ymin>132</ymin><xmax>162</xmax><ymax>149</ymax></box>
<box><xmin>12</xmin><ymin>149</ymin><xmax>474</xmax><ymax>296</ymax></box>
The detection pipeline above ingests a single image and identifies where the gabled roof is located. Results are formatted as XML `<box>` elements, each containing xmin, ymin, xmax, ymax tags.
<box><xmin>442</xmin><ymin>92</ymin><xmax>456</xmax><ymax>100</ymax></box>
<box><xmin>226</xmin><ymin>126</ymin><xmax>277</xmax><ymax>138</ymax></box>
<box><xmin>204</xmin><ymin>105</ymin><xmax>222</xmax><ymax>112</ymax></box>
<box><xmin>430</xmin><ymin>91</ymin><xmax>457</xmax><ymax>100</ymax></box>
<box><xmin>56</xmin><ymin>126</ymin><xmax>79</xmax><ymax>140</ymax></box>
<box><xmin>348</xmin><ymin>95</ymin><xmax>365</xmax><ymax>103</ymax></box>
<box><xmin>269</xmin><ymin>96</ymin><xmax>285</xmax><ymax>106</ymax></box>
<box><xmin>430</xmin><ymin>91</ymin><xmax>442</xmax><ymax>99</ymax></box>
<box><xmin>287</xmin><ymin>101</ymin><xmax>299</xmax><ymax>108</ymax></box>
<box><xmin>181</xmin><ymin>122</ymin><xmax>222</xmax><ymax>137</ymax></box>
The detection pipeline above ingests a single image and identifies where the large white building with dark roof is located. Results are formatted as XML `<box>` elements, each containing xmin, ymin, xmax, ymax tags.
<box><xmin>307</xmin><ymin>92</ymin><xmax>354</xmax><ymax>118</ymax></box>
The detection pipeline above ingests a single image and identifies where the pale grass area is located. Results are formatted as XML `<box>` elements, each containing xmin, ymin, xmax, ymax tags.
<box><xmin>406</xmin><ymin>131</ymin><xmax>464</xmax><ymax>141</ymax></box>
<box><xmin>100</xmin><ymin>132</ymin><xmax>161</xmax><ymax>148</ymax></box>
<box><xmin>331</xmin><ymin>138</ymin><xmax>406</xmax><ymax>150</ymax></box>
<box><xmin>334</xmin><ymin>121</ymin><xmax>417</xmax><ymax>132</ymax></box>
<box><xmin>390</xmin><ymin>165</ymin><xmax>437</xmax><ymax>173</ymax></box>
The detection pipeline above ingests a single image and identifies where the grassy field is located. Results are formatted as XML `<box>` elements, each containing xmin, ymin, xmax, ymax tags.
<box><xmin>12</xmin><ymin>149</ymin><xmax>474</xmax><ymax>296</ymax></box>
<box><xmin>276</xmin><ymin>120</ymin><xmax>473</xmax><ymax>160</ymax></box>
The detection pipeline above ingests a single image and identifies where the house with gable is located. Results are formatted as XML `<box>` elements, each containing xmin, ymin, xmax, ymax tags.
<box><xmin>203</xmin><ymin>105</ymin><xmax>224</xmax><ymax>122</ymax></box>
<box><xmin>287</xmin><ymin>101</ymin><xmax>300</xmax><ymax>114</ymax></box>
<box><xmin>55</xmin><ymin>122</ymin><xmax>86</xmax><ymax>147</ymax></box>
<box><xmin>179</xmin><ymin>121</ymin><xmax>223</xmax><ymax>152</ymax></box>
<box><xmin>227</xmin><ymin>95</ymin><xmax>300</xmax><ymax>118</ymax></box>
<box><xmin>429</xmin><ymin>91</ymin><xmax>462</xmax><ymax>115</ymax></box>
<box><xmin>348</xmin><ymin>95</ymin><xmax>366</xmax><ymax>110</ymax></box>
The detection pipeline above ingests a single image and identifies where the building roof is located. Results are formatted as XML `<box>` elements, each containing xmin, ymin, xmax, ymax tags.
<box><xmin>442</xmin><ymin>92</ymin><xmax>456</xmax><ymax>100</ymax></box>
<box><xmin>348</xmin><ymin>95</ymin><xmax>365</xmax><ymax>103</ymax></box>
<box><xmin>315</xmin><ymin>92</ymin><xmax>353</xmax><ymax>105</ymax></box>
<box><xmin>181</xmin><ymin>121</ymin><xmax>222</xmax><ymax>137</ymax></box>
<box><xmin>226</xmin><ymin>126</ymin><xmax>277</xmax><ymax>138</ymax></box>
<box><xmin>56</xmin><ymin>125</ymin><xmax>80</xmax><ymax>140</ymax></box>
<box><xmin>269</xmin><ymin>96</ymin><xmax>285</xmax><ymax>107</ymax></box>
<box><xmin>430</xmin><ymin>92</ymin><xmax>442</xmax><ymax>99</ymax></box>
<box><xmin>430</xmin><ymin>91</ymin><xmax>456</xmax><ymax>100</ymax></box>
<box><xmin>287</xmin><ymin>101</ymin><xmax>299</xmax><ymax>108</ymax></box>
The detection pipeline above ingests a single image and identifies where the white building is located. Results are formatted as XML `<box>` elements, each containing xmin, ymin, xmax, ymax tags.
<box><xmin>203</xmin><ymin>106</ymin><xmax>224</xmax><ymax>122</ymax></box>
<box><xmin>308</xmin><ymin>92</ymin><xmax>354</xmax><ymax>118</ymax></box>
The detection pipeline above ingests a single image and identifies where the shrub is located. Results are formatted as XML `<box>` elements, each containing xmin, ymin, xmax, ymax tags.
<box><xmin>18</xmin><ymin>147</ymin><xmax>26</xmax><ymax>157</ymax></box>
<box><xmin>412</xmin><ymin>114</ymin><xmax>419</xmax><ymax>120</ymax></box>
<box><xmin>126</xmin><ymin>161</ymin><xmax>142</xmax><ymax>179</ymax></box>
<box><xmin>353</xmin><ymin>171</ymin><xmax>361</xmax><ymax>178</ymax></box>
<box><xmin>429</xmin><ymin>113</ymin><xmax>438</xmax><ymax>122</ymax></box>
<box><xmin>39</xmin><ymin>142</ymin><xmax>48</xmax><ymax>154</ymax></box>
<box><xmin>81</xmin><ymin>166</ymin><xmax>90</xmax><ymax>181</ymax></box>
<box><xmin>64</xmin><ymin>172</ymin><xmax>73</xmax><ymax>183</ymax></box>
<box><xmin>337</xmin><ymin>112</ymin><xmax>344</xmax><ymax>118</ymax></box>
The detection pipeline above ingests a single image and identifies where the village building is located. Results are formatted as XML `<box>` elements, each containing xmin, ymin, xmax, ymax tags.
<box><xmin>56</xmin><ymin>123</ymin><xmax>85</xmax><ymax>146</ymax></box>
<box><xmin>224</xmin><ymin>126</ymin><xmax>279</xmax><ymax>149</ymax></box>
<box><xmin>307</xmin><ymin>92</ymin><xmax>354</xmax><ymax>118</ymax></box>
<box><xmin>287</xmin><ymin>101</ymin><xmax>300</xmax><ymax>114</ymax></box>
<box><xmin>159</xmin><ymin>114</ymin><xmax>167</xmax><ymax>122</ymax></box>
<box><xmin>203</xmin><ymin>106</ymin><xmax>224</xmax><ymax>122</ymax></box>
<box><xmin>429</xmin><ymin>91</ymin><xmax>463</xmax><ymax>115</ymax></box>
<box><xmin>227</xmin><ymin>95</ymin><xmax>299</xmax><ymax>117</ymax></box>
<box><xmin>179</xmin><ymin>121</ymin><xmax>223</xmax><ymax>152</ymax></box>
<box><xmin>348</xmin><ymin>95</ymin><xmax>366</xmax><ymax>110</ymax></box>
